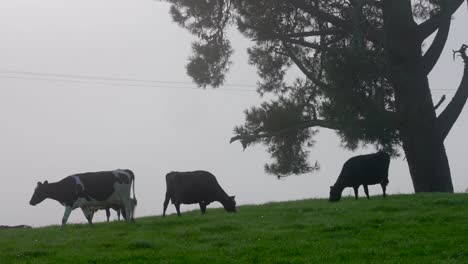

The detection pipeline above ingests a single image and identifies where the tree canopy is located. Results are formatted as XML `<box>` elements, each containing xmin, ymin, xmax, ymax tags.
<box><xmin>166</xmin><ymin>0</ymin><xmax>467</xmax><ymax>190</ymax></box>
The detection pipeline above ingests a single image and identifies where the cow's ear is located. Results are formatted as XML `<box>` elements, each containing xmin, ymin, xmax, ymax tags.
<box><xmin>37</xmin><ymin>181</ymin><xmax>42</xmax><ymax>186</ymax></box>
<box><xmin>43</xmin><ymin>181</ymin><xmax>48</xmax><ymax>185</ymax></box>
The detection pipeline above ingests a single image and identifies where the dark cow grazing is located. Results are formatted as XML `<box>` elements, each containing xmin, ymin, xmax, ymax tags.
<box><xmin>163</xmin><ymin>170</ymin><xmax>236</xmax><ymax>216</ymax></box>
<box><xmin>29</xmin><ymin>169</ymin><xmax>136</xmax><ymax>227</ymax></box>
<box><xmin>329</xmin><ymin>151</ymin><xmax>390</xmax><ymax>202</ymax></box>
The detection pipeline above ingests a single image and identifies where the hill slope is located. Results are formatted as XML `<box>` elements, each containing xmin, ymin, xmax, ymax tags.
<box><xmin>1</xmin><ymin>194</ymin><xmax>468</xmax><ymax>263</ymax></box>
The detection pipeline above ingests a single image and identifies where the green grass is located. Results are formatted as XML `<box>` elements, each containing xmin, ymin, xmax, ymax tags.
<box><xmin>1</xmin><ymin>193</ymin><xmax>468</xmax><ymax>263</ymax></box>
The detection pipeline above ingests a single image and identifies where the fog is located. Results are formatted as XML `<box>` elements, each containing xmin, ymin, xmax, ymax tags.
<box><xmin>0</xmin><ymin>1</ymin><xmax>467</xmax><ymax>227</ymax></box>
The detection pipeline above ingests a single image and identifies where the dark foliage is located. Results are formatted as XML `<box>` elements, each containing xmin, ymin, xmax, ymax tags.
<box><xmin>166</xmin><ymin>0</ymin><xmax>467</xmax><ymax>182</ymax></box>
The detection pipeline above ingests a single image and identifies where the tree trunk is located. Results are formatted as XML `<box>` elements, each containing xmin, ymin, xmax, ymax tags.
<box><xmin>401</xmin><ymin>125</ymin><xmax>454</xmax><ymax>192</ymax></box>
<box><xmin>383</xmin><ymin>0</ymin><xmax>454</xmax><ymax>192</ymax></box>
<box><xmin>395</xmin><ymin>61</ymin><xmax>454</xmax><ymax>192</ymax></box>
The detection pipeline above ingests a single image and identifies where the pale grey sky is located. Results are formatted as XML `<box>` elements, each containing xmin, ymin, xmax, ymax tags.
<box><xmin>0</xmin><ymin>0</ymin><xmax>467</xmax><ymax>227</ymax></box>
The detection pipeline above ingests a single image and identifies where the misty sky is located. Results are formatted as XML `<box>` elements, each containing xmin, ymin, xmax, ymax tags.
<box><xmin>0</xmin><ymin>0</ymin><xmax>467</xmax><ymax>227</ymax></box>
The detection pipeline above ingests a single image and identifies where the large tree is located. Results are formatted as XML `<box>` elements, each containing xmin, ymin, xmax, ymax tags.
<box><xmin>166</xmin><ymin>0</ymin><xmax>468</xmax><ymax>192</ymax></box>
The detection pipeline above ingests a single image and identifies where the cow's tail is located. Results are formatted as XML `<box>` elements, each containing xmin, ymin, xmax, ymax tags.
<box><xmin>133</xmin><ymin>174</ymin><xmax>137</xmax><ymax>205</ymax></box>
<box><xmin>129</xmin><ymin>170</ymin><xmax>137</xmax><ymax>205</ymax></box>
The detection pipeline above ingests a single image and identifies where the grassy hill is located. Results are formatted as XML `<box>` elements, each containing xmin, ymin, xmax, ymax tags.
<box><xmin>1</xmin><ymin>194</ymin><xmax>468</xmax><ymax>263</ymax></box>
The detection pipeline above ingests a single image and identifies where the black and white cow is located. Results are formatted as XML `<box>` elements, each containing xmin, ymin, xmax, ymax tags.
<box><xmin>163</xmin><ymin>170</ymin><xmax>236</xmax><ymax>216</ymax></box>
<box><xmin>29</xmin><ymin>169</ymin><xmax>136</xmax><ymax>227</ymax></box>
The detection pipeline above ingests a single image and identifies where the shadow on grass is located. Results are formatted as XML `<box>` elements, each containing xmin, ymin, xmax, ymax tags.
<box><xmin>127</xmin><ymin>239</ymin><xmax>156</xmax><ymax>250</ymax></box>
<box><xmin>16</xmin><ymin>250</ymin><xmax>49</xmax><ymax>258</ymax></box>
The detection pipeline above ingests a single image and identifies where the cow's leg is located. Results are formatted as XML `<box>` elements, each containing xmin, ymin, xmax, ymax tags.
<box><xmin>199</xmin><ymin>202</ymin><xmax>207</xmax><ymax>215</ymax></box>
<box><xmin>130</xmin><ymin>201</ymin><xmax>136</xmax><ymax>221</ymax></box>
<box><xmin>163</xmin><ymin>194</ymin><xmax>170</xmax><ymax>217</ymax></box>
<box><xmin>61</xmin><ymin>206</ymin><xmax>73</xmax><ymax>228</ymax></box>
<box><xmin>81</xmin><ymin>207</ymin><xmax>94</xmax><ymax>224</ymax></box>
<box><xmin>363</xmin><ymin>185</ymin><xmax>370</xmax><ymax>199</ymax></box>
<box><xmin>121</xmin><ymin>208</ymin><xmax>127</xmax><ymax>221</ymax></box>
<box><xmin>106</xmin><ymin>208</ymin><xmax>111</xmax><ymax>222</ymax></box>
<box><xmin>353</xmin><ymin>186</ymin><xmax>359</xmax><ymax>200</ymax></box>
<box><xmin>117</xmin><ymin>209</ymin><xmax>122</xmax><ymax>221</ymax></box>
<box><xmin>381</xmin><ymin>183</ymin><xmax>387</xmax><ymax>198</ymax></box>
<box><xmin>122</xmin><ymin>199</ymin><xmax>133</xmax><ymax>223</ymax></box>
<box><xmin>174</xmin><ymin>202</ymin><xmax>181</xmax><ymax>216</ymax></box>
<box><xmin>89</xmin><ymin>211</ymin><xmax>94</xmax><ymax>224</ymax></box>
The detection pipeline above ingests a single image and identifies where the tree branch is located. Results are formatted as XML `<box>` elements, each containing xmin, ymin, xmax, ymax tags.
<box><xmin>283</xmin><ymin>38</ymin><xmax>328</xmax><ymax>51</ymax></box>
<box><xmin>282</xmin><ymin>28</ymin><xmax>345</xmax><ymax>38</ymax></box>
<box><xmin>284</xmin><ymin>0</ymin><xmax>384</xmax><ymax>46</ymax></box>
<box><xmin>434</xmin><ymin>95</ymin><xmax>446</xmax><ymax>110</ymax></box>
<box><xmin>281</xmin><ymin>37</ymin><xmax>400</xmax><ymax>128</ymax></box>
<box><xmin>243</xmin><ymin>21</ymin><xmax>340</xmax><ymax>50</ymax></box>
<box><xmin>285</xmin><ymin>0</ymin><xmax>349</xmax><ymax>28</ymax></box>
<box><xmin>229</xmin><ymin>119</ymin><xmax>339</xmax><ymax>147</ymax></box>
<box><xmin>420</xmin><ymin>13</ymin><xmax>451</xmax><ymax>75</ymax></box>
<box><xmin>230</xmin><ymin>111</ymin><xmax>400</xmax><ymax>148</ymax></box>
<box><xmin>437</xmin><ymin>44</ymin><xmax>468</xmax><ymax>140</ymax></box>
<box><xmin>281</xmin><ymin>39</ymin><xmax>331</xmax><ymax>90</ymax></box>
<box><xmin>416</xmin><ymin>0</ymin><xmax>464</xmax><ymax>41</ymax></box>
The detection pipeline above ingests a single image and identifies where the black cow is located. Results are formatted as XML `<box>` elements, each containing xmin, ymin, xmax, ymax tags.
<box><xmin>329</xmin><ymin>151</ymin><xmax>390</xmax><ymax>202</ymax></box>
<box><xmin>29</xmin><ymin>169</ymin><xmax>136</xmax><ymax>227</ymax></box>
<box><xmin>163</xmin><ymin>170</ymin><xmax>236</xmax><ymax>216</ymax></box>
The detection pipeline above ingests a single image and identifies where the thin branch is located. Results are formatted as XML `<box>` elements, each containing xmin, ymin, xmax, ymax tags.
<box><xmin>437</xmin><ymin>44</ymin><xmax>468</xmax><ymax>140</ymax></box>
<box><xmin>281</xmin><ymin>39</ymin><xmax>331</xmax><ymax>90</ymax></box>
<box><xmin>246</xmin><ymin>23</ymin><xmax>340</xmax><ymax>50</ymax></box>
<box><xmin>434</xmin><ymin>95</ymin><xmax>446</xmax><ymax>110</ymax></box>
<box><xmin>281</xmin><ymin>28</ymin><xmax>345</xmax><ymax>38</ymax></box>
<box><xmin>311</xmin><ymin>104</ymin><xmax>318</xmax><ymax>120</ymax></box>
<box><xmin>453</xmin><ymin>44</ymin><xmax>468</xmax><ymax>61</ymax></box>
<box><xmin>283</xmin><ymin>38</ymin><xmax>329</xmax><ymax>51</ymax></box>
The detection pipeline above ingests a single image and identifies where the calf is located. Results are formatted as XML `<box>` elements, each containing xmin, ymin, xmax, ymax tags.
<box><xmin>329</xmin><ymin>151</ymin><xmax>390</xmax><ymax>202</ymax></box>
<box><xmin>97</xmin><ymin>198</ymin><xmax>137</xmax><ymax>223</ymax></box>
<box><xmin>163</xmin><ymin>170</ymin><xmax>236</xmax><ymax>216</ymax></box>
<box><xmin>86</xmin><ymin>198</ymin><xmax>137</xmax><ymax>223</ymax></box>
<box><xmin>29</xmin><ymin>169</ymin><xmax>136</xmax><ymax>227</ymax></box>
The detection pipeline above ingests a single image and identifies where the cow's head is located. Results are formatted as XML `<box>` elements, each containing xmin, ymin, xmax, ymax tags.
<box><xmin>224</xmin><ymin>196</ymin><xmax>237</xmax><ymax>213</ymax></box>
<box><xmin>29</xmin><ymin>181</ymin><xmax>48</xmax><ymax>206</ymax></box>
<box><xmin>329</xmin><ymin>186</ymin><xmax>342</xmax><ymax>202</ymax></box>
